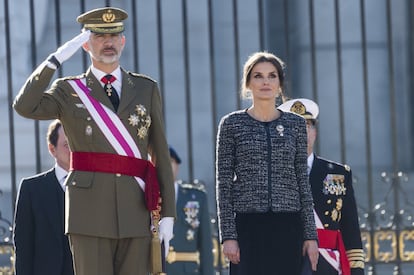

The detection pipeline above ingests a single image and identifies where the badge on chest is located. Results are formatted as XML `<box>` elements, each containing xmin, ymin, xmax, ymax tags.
<box><xmin>323</xmin><ymin>174</ymin><xmax>346</xmax><ymax>196</ymax></box>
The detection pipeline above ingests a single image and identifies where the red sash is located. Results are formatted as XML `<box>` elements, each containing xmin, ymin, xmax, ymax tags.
<box><xmin>317</xmin><ymin>229</ymin><xmax>350</xmax><ymax>275</ymax></box>
<box><xmin>70</xmin><ymin>151</ymin><xmax>160</xmax><ymax>211</ymax></box>
<box><xmin>67</xmin><ymin>78</ymin><xmax>160</xmax><ymax>211</ymax></box>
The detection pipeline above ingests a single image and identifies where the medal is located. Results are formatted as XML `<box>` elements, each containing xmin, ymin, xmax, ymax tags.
<box><xmin>128</xmin><ymin>104</ymin><xmax>151</xmax><ymax>139</ymax></box>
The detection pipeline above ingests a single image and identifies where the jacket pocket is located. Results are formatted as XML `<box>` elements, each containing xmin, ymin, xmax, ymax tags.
<box><xmin>66</xmin><ymin>171</ymin><xmax>94</xmax><ymax>188</ymax></box>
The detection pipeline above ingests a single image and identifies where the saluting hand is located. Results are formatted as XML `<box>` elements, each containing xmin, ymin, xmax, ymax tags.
<box><xmin>47</xmin><ymin>30</ymin><xmax>91</xmax><ymax>68</ymax></box>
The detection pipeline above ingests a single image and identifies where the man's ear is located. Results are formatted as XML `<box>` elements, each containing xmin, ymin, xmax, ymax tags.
<box><xmin>48</xmin><ymin>143</ymin><xmax>56</xmax><ymax>156</ymax></box>
<box><xmin>82</xmin><ymin>41</ymin><xmax>89</xmax><ymax>51</ymax></box>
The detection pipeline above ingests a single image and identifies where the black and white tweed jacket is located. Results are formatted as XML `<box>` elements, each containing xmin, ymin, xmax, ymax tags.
<box><xmin>216</xmin><ymin>109</ymin><xmax>317</xmax><ymax>242</ymax></box>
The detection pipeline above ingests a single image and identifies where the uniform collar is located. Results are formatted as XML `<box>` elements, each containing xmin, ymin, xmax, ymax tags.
<box><xmin>90</xmin><ymin>65</ymin><xmax>122</xmax><ymax>92</ymax></box>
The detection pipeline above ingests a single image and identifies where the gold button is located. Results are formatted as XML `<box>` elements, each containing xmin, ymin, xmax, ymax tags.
<box><xmin>324</xmin><ymin>224</ymin><xmax>329</xmax><ymax>228</ymax></box>
<box><xmin>87</xmin><ymin>117</ymin><xmax>92</xmax><ymax>121</ymax></box>
<box><xmin>325</xmin><ymin>211</ymin><xmax>329</xmax><ymax>216</ymax></box>
<box><xmin>116</xmin><ymin>173</ymin><xmax>121</xmax><ymax>177</ymax></box>
<box><xmin>327</xmin><ymin>199</ymin><xmax>332</xmax><ymax>204</ymax></box>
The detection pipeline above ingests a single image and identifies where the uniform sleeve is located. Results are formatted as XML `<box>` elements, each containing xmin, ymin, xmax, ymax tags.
<box><xmin>216</xmin><ymin>115</ymin><xmax>237</xmax><ymax>242</ymax></box>
<box><xmin>147</xmin><ymin>82</ymin><xmax>176</xmax><ymax>218</ymax></box>
<box><xmin>13</xmin><ymin>62</ymin><xmax>62</xmax><ymax>120</ymax></box>
<box><xmin>13</xmin><ymin>180</ymin><xmax>35</xmax><ymax>274</ymax></box>
<box><xmin>341</xmin><ymin>169</ymin><xmax>365</xmax><ymax>274</ymax></box>
<box><xmin>197</xmin><ymin>191</ymin><xmax>214</xmax><ymax>275</ymax></box>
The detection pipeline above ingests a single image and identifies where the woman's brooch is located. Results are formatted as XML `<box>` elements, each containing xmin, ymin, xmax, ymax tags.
<box><xmin>128</xmin><ymin>104</ymin><xmax>151</xmax><ymax>139</ymax></box>
<box><xmin>276</xmin><ymin>124</ymin><xmax>284</xmax><ymax>136</ymax></box>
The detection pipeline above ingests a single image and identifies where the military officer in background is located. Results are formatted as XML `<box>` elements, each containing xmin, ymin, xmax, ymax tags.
<box><xmin>167</xmin><ymin>147</ymin><xmax>215</xmax><ymax>275</ymax></box>
<box><xmin>279</xmin><ymin>98</ymin><xmax>365</xmax><ymax>275</ymax></box>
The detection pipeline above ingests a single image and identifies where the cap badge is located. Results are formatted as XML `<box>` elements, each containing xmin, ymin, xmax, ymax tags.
<box><xmin>290</xmin><ymin>101</ymin><xmax>306</xmax><ymax>116</ymax></box>
<box><xmin>102</xmin><ymin>10</ymin><xmax>116</xmax><ymax>23</ymax></box>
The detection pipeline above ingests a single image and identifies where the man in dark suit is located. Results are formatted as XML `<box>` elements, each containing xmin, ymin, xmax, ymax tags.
<box><xmin>166</xmin><ymin>147</ymin><xmax>214</xmax><ymax>275</ymax></box>
<box><xmin>13</xmin><ymin>119</ymin><xmax>74</xmax><ymax>275</ymax></box>
<box><xmin>279</xmin><ymin>98</ymin><xmax>365</xmax><ymax>275</ymax></box>
<box><xmin>13</xmin><ymin>7</ymin><xmax>175</xmax><ymax>275</ymax></box>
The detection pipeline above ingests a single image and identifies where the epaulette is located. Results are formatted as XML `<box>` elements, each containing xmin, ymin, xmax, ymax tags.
<box><xmin>127</xmin><ymin>71</ymin><xmax>156</xmax><ymax>82</ymax></box>
<box><xmin>318</xmin><ymin>156</ymin><xmax>351</xmax><ymax>172</ymax></box>
<box><xmin>62</xmin><ymin>74</ymin><xmax>86</xmax><ymax>81</ymax></box>
<box><xmin>178</xmin><ymin>180</ymin><xmax>206</xmax><ymax>193</ymax></box>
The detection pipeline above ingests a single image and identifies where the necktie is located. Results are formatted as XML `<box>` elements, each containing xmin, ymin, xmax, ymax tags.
<box><xmin>101</xmin><ymin>74</ymin><xmax>120</xmax><ymax>111</ymax></box>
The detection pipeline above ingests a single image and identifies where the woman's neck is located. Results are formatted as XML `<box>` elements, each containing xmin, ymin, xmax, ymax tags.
<box><xmin>247</xmin><ymin>102</ymin><xmax>280</xmax><ymax>122</ymax></box>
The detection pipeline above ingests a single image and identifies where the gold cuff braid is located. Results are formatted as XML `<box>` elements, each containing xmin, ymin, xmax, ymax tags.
<box><xmin>347</xmin><ymin>249</ymin><xmax>365</xmax><ymax>268</ymax></box>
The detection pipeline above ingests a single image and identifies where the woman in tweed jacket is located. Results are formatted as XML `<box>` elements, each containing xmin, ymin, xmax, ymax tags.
<box><xmin>216</xmin><ymin>51</ymin><xmax>319</xmax><ymax>275</ymax></box>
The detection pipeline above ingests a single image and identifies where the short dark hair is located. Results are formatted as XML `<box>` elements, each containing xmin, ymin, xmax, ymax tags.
<box><xmin>47</xmin><ymin>120</ymin><xmax>62</xmax><ymax>147</ymax></box>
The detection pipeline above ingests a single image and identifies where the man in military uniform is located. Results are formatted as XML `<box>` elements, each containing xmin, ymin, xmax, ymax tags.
<box><xmin>13</xmin><ymin>7</ymin><xmax>175</xmax><ymax>275</ymax></box>
<box><xmin>279</xmin><ymin>98</ymin><xmax>365</xmax><ymax>275</ymax></box>
<box><xmin>166</xmin><ymin>147</ymin><xmax>214</xmax><ymax>275</ymax></box>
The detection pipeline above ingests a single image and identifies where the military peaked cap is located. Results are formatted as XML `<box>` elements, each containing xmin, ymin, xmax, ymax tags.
<box><xmin>77</xmin><ymin>7</ymin><xmax>128</xmax><ymax>34</ymax></box>
<box><xmin>278</xmin><ymin>98</ymin><xmax>319</xmax><ymax>120</ymax></box>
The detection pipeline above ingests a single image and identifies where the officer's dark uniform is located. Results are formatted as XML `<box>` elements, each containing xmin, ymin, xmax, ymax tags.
<box><xmin>310</xmin><ymin>156</ymin><xmax>365</xmax><ymax>275</ymax></box>
<box><xmin>279</xmin><ymin>98</ymin><xmax>365</xmax><ymax>275</ymax></box>
<box><xmin>166</xmin><ymin>180</ymin><xmax>214</xmax><ymax>275</ymax></box>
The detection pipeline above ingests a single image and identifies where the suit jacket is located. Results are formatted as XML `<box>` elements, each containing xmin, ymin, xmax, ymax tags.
<box><xmin>13</xmin><ymin>168</ymin><xmax>74</xmax><ymax>275</ymax></box>
<box><xmin>309</xmin><ymin>154</ymin><xmax>365</xmax><ymax>275</ymax></box>
<box><xmin>166</xmin><ymin>181</ymin><xmax>214</xmax><ymax>275</ymax></box>
<box><xmin>13</xmin><ymin>65</ymin><xmax>176</xmax><ymax>238</ymax></box>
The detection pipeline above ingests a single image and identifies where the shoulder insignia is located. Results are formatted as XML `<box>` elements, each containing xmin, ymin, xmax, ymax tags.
<box><xmin>62</xmin><ymin>74</ymin><xmax>86</xmax><ymax>81</ymax></box>
<box><xmin>319</xmin><ymin>156</ymin><xmax>351</xmax><ymax>172</ymax></box>
<box><xmin>127</xmin><ymin>71</ymin><xmax>156</xmax><ymax>82</ymax></box>
<box><xmin>179</xmin><ymin>180</ymin><xmax>206</xmax><ymax>193</ymax></box>
<box><xmin>192</xmin><ymin>179</ymin><xmax>207</xmax><ymax>192</ymax></box>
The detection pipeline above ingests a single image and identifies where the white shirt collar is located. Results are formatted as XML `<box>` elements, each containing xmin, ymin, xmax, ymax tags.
<box><xmin>91</xmin><ymin>65</ymin><xmax>122</xmax><ymax>96</ymax></box>
<box><xmin>54</xmin><ymin>163</ymin><xmax>68</xmax><ymax>191</ymax></box>
<box><xmin>174</xmin><ymin>181</ymin><xmax>179</xmax><ymax>202</ymax></box>
<box><xmin>307</xmin><ymin>153</ymin><xmax>315</xmax><ymax>174</ymax></box>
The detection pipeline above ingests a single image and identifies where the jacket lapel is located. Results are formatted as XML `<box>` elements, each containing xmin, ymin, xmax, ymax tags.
<box><xmin>117</xmin><ymin>69</ymin><xmax>139</xmax><ymax>114</ymax></box>
<box><xmin>42</xmin><ymin>169</ymin><xmax>65</xmax><ymax>239</ymax></box>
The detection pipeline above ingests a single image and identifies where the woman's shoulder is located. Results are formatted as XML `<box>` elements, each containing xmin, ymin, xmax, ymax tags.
<box><xmin>220</xmin><ymin>110</ymin><xmax>247</xmax><ymax>122</ymax></box>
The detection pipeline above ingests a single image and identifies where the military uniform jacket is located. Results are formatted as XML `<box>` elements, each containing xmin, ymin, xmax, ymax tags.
<box><xmin>13</xmin><ymin>64</ymin><xmax>176</xmax><ymax>238</ymax></box>
<box><xmin>309</xmin><ymin>154</ymin><xmax>365</xmax><ymax>275</ymax></box>
<box><xmin>166</xmin><ymin>182</ymin><xmax>214</xmax><ymax>275</ymax></box>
